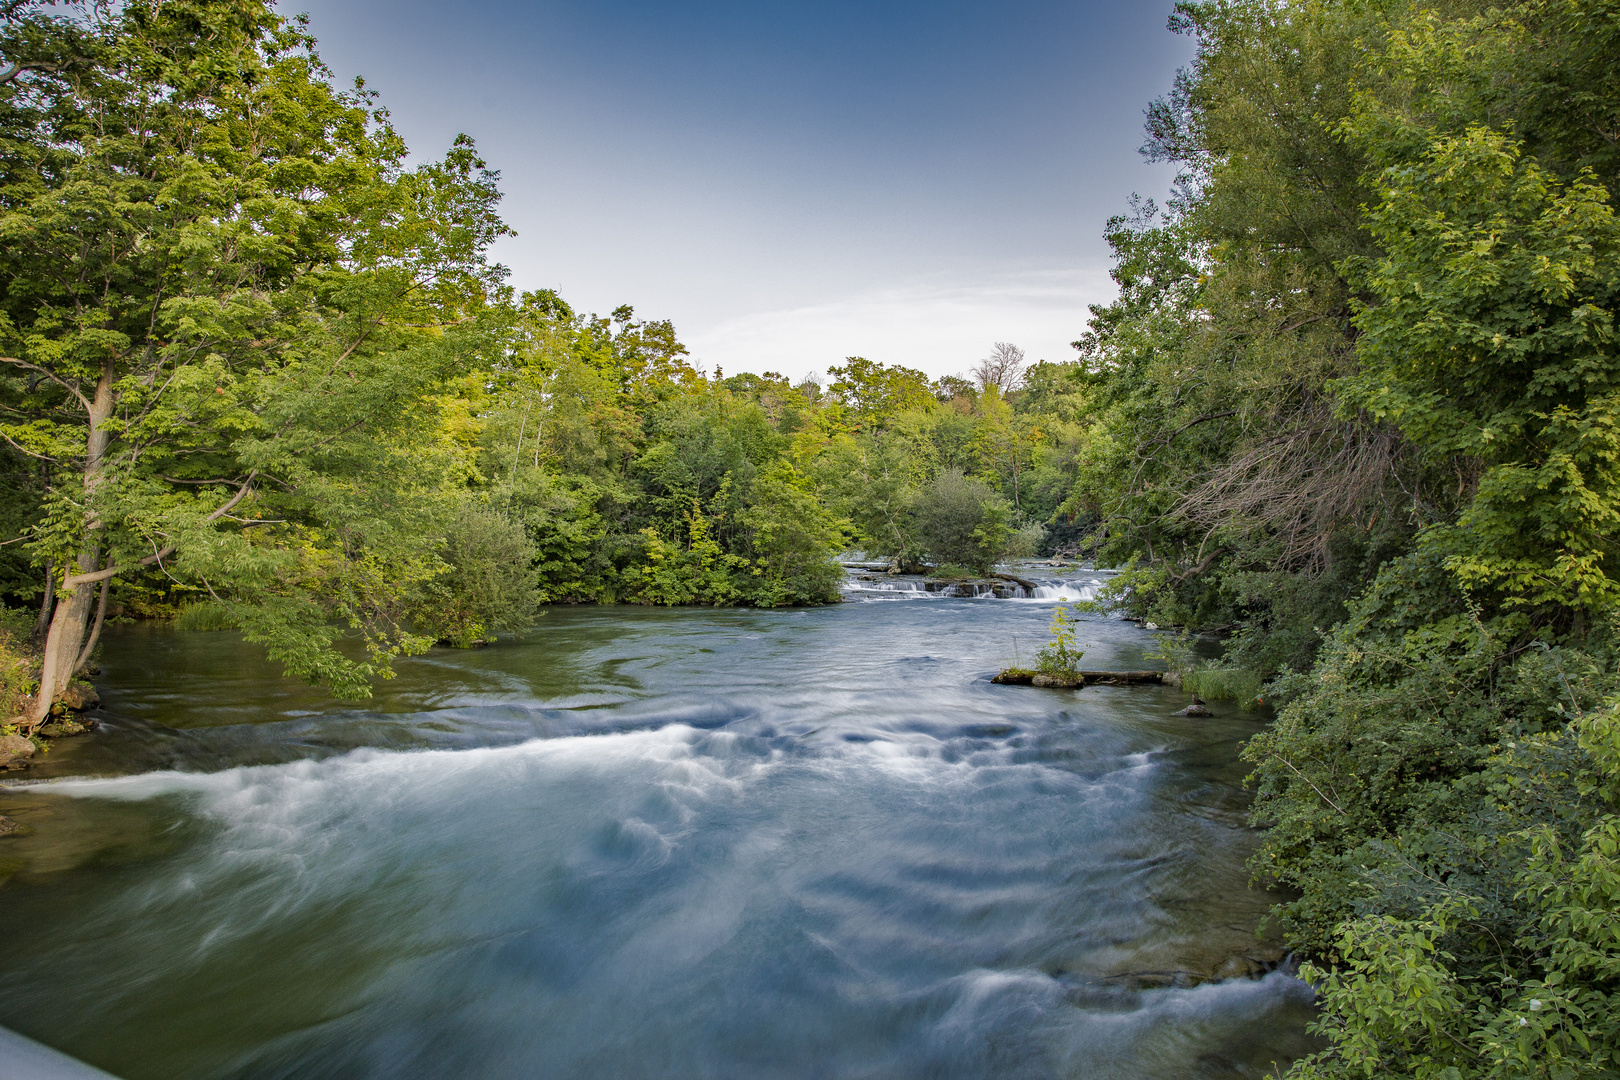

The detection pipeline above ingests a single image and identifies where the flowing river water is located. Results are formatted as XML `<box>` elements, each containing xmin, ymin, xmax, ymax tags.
<box><xmin>0</xmin><ymin>570</ymin><xmax>1319</xmax><ymax>1079</ymax></box>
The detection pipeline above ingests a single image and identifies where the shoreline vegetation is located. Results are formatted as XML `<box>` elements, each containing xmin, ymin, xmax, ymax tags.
<box><xmin>2</xmin><ymin>0</ymin><xmax>1620</xmax><ymax>1075</ymax></box>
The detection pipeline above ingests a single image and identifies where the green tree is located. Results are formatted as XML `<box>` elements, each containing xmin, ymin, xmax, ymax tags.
<box><xmin>407</xmin><ymin>505</ymin><xmax>540</xmax><ymax>647</ymax></box>
<box><xmin>825</xmin><ymin>357</ymin><xmax>936</xmax><ymax>433</ymax></box>
<box><xmin>914</xmin><ymin>469</ymin><xmax>1012</xmax><ymax>573</ymax></box>
<box><xmin>0</xmin><ymin>1</ymin><xmax>508</xmax><ymax>721</ymax></box>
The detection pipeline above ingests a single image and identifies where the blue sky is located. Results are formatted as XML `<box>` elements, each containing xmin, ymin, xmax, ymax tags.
<box><xmin>296</xmin><ymin>0</ymin><xmax>1193</xmax><ymax>379</ymax></box>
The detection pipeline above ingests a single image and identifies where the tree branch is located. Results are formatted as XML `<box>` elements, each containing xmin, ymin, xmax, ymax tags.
<box><xmin>62</xmin><ymin>472</ymin><xmax>259</xmax><ymax>587</ymax></box>
<box><xmin>0</xmin><ymin>356</ymin><xmax>91</xmax><ymax>411</ymax></box>
<box><xmin>0</xmin><ymin>59</ymin><xmax>61</xmax><ymax>86</ymax></box>
<box><xmin>0</xmin><ymin>429</ymin><xmax>61</xmax><ymax>462</ymax></box>
<box><xmin>1160</xmin><ymin>410</ymin><xmax>1238</xmax><ymax>445</ymax></box>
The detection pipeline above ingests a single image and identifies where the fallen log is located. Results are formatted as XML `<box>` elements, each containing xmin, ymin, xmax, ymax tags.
<box><xmin>992</xmin><ymin>668</ymin><xmax>1166</xmax><ymax>688</ymax></box>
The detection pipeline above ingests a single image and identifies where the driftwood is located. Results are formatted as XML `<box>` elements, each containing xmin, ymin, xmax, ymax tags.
<box><xmin>992</xmin><ymin>668</ymin><xmax>1165</xmax><ymax>688</ymax></box>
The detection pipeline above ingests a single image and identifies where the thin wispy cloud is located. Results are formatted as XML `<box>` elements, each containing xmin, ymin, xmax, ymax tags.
<box><xmin>686</xmin><ymin>267</ymin><xmax>1115</xmax><ymax>381</ymax></box>
<box><xmin>298</xmin><ymin>0</ymin><xmax>1189</xmax><ymax>366</ymax></box>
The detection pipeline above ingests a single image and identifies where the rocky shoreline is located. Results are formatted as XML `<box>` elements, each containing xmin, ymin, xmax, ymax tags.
<box><xmin>1</xmin><ymin>681</ymin><xmax>100</xmax><ymax>773</ymax></box>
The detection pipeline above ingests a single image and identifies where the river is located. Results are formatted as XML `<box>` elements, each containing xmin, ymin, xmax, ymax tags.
<box><xmin>0</xmin><ymin>570</ymin><xmax>1318</xmax><ymax>1079</ymax></box>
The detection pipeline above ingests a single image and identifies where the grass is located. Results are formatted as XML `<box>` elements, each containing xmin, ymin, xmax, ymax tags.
<box><xmin>1182</xmin><ymin>665</ymin><xmax>1264</xmax><ymax>709</ymax></box>
<box><xmin>173</xmin><ymin>601</ymin><xmax>240</xmax><ymax>631</ymax></box>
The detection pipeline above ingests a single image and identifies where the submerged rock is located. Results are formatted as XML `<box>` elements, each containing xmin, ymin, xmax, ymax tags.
<box><xmin>39</xmin><ymin>718</ymin><xmax>88</xmax><ymax>738</ymax></box>
<box><xmin>0</xmin><ymin>815</ymin><xmax>16</xmax><ymax>836</ymax></box>
<box><xmin>1098</xmin><ymin>942</ymin><xmax>1290</xmax><ymax>990</ymax></box>
<box><xmin>0</xmin><ymin>732</ymin><xmax>35</xmax><ymax>770</ymax></box>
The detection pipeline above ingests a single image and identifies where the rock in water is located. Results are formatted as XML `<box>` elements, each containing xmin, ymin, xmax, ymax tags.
<box><xmin>0</xmin><ymin>732</ymin><xmax>36</xmax><ymax>770</ymax></box>
<box><xmin>0</xmin><ymin>815</ymin><xmax>16</xmax><ymax>835</ymax></box>
<box><xmin>39</xmin><ymin>718</ymin><xmax>87</xmax><ymax>738</ymax></box>
<box><xmin>1030</xmin><ymin>673</ymin><xmax>1082</xmax><ymax>689</ymax></box>
<box><xmin>1175</xmin><ymin>702</ymin><xmax>1213</xmax><ymax>717</ymax></box>
<box><xmin>59</xmin><ymin>682</ymin><xmax>100</xmax><ymax>710</ymax></box>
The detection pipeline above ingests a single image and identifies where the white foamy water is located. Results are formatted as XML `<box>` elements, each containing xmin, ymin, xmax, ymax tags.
<box><xmin>0</xmin><ymin>602</ymin><xmax>1315</xmax><ymax>1079</ymax></box>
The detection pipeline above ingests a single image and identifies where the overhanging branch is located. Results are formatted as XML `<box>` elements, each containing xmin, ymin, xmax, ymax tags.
<box><xmin>63</xmin><ymin>471</ymin><xmax>260</xmax><ymax>588</ymax></box>
<box><xmin>0</xmin><ymin>356</ymin><xmax>92</xmax><ymax>411</ymax></box>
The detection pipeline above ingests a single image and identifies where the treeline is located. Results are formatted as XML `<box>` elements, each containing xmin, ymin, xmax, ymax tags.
<box><xmin>0</xmin><ymin>0</ymin><xmax>1093</xmax><ymax>725</ymax></box>
<box><xmin>1065</xmin><ymin>1</ymin><xmax>1620</xmax><ymax>1075</ymax></box>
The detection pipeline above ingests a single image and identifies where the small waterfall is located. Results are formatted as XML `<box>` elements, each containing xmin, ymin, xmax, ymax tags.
<box><xmin>841</xmin><ymin>576</ymin><xmax>931</xmax><ymax>600</ymax></box>
<box><xmin>1031</xmin><ymin>578</ymin><xmax>1103</xmax><ymax>602</ymax></box>
<box><xmin>841</xmin><ymin>567</ymin><xmax>1110</xmax><ymax>603</ymax></box>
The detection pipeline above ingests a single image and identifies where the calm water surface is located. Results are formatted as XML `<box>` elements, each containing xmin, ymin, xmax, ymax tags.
<box><xmin>0</xmin><ymin>583</ymin><xmax>1317</xmax><ymax>1079</ymax></box>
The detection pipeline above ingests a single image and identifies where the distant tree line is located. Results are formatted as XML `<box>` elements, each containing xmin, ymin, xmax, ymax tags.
<box><xmin>0</xmin><ymin>0</ymin><xmax>1091</xmax><ymax>727</ymax></box>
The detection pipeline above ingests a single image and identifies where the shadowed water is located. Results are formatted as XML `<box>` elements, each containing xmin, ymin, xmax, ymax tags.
<box><xmin>0</xmin><ymin>590</ymin><xmax>1317</xmax><ymax>1079</ymax></box>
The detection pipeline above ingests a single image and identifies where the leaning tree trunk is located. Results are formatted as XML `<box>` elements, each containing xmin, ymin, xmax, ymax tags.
<box><xmin>31</xmin><ymin>555</ymin><xmax>99</xmax><ymax>723</ymax></box>
<box><xmin>29</xmin><ymin>360</ymin><xmax>115</xmax><ymax>726</ymax></box>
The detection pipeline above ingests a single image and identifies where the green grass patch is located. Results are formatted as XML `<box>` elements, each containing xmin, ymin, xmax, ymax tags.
<box><xmin>1182</xmin><ymin>666</ymin><xmax>1264</xmax><ymax>709</ymax></box>
<box><xmin>173</xmin><ymin>602</ymin><xmax>240</xmax><ymax>632</ymax></box>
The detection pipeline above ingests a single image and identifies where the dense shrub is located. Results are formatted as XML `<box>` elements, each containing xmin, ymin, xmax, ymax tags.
<box><xmin>409</xmin><ymin>507</ymin><xmax>542</xmax><ymax>646</ymax></box>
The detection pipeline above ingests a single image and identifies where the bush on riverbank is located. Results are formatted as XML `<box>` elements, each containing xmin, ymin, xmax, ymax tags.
<box><xmin>1073</xmin><ymin>0</ymin><xmax>1620</xmax><ymax>1072</ymax></box>
<box><xmin>0</xmin><ymin>614</ymin><xmax>34</xmax><ymax>720</ymax></box>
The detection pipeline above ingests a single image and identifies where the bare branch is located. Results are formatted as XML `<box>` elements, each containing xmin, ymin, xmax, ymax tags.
<box><xmin>971</xmin><ymin>342</ymin><xmax>1027</xmax><ymax>394</ymax></box>
<box><xmin>1172</xmin><ymin>408</ymin><xmax>1406</xmax><ymax>572</ymax></box>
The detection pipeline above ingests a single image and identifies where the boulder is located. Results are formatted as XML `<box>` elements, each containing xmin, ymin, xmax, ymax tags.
<box><xmin>1175</xmin><ymin>702</ymin><xmax>1213</xmax><ymax>717</ymax></box>
<box><xmin>0</xmin><ymin>732</ymin><xmax>36</xmax><ymax>770</ymax></box>
<box><xmin>58</xmin><ymin>682</ymin><xmax>100</xmax><ymax>711</ymax></box>
<box><xmin>39</xmin><ymin>718</ymin><xmax>87</xmax><ymax>738</ymax></box>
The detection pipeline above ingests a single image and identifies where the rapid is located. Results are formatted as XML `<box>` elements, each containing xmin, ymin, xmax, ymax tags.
<box><xmin>0</xmin><ymin>570</ymin><xmax>1318</xmax><ymax>1079</ymax></box>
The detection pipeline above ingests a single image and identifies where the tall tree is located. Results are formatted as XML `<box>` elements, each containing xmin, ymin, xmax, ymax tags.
<box><xmin>0</xmin><ymin>0</ymin><xmax>508</xmax><ymax>723</ymax></box>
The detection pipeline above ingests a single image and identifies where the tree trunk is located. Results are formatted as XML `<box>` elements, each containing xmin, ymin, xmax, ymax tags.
<box><xmin>29</xmin><ymin>359</ymin><xmax>115</xmax><ymax>725</ymax></box>
<box><xmin>73</xmin><ymin>577</ymin><xmax>110</xmax><ymax>676</ymax></box>
<box><xmin>32</xmin><ymin>561</ymin><xmax>97</xmax><ymax>723</ymax></box>
<box><xmin>33</xmin><ymin>559</ymin><xmax>54</xmax><ymax>642</ymax></box>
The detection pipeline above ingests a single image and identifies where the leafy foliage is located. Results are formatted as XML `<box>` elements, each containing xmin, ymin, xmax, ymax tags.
<box><xmin>1073</xmin><ymin>0</ymin><xmax>1620</xmax><ymax>1073</ymax></box>
<box><xmin>1036</xmin><ymin>604</ymin><xmax>1085</xmax><ymax>676</ymax></box>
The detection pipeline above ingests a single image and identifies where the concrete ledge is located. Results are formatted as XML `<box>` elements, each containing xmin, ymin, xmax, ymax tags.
<box><xmin>0</xmin><ymin>1027</ymin><xmax>122</xmax><ymax>1080</ymax></box>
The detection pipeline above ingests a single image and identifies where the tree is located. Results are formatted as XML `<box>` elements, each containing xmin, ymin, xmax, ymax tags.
<box><xmin>0</xmin><ymin>1</ymin><xmax>508</xmax><ymax>723</ymax></box>
<box><xmin>406</xmin><ymin>506</ymin><xmax>540</xmax><ymax>647</ymax></box>
<box><xmin>971</xmin><ymin>342</ymin><xmax>1026</xmax><ymax>394</ymax></box>
<box><xmin>825</xmin><ymin>357</ymin><xmax>935</xmax><ymax>432</ymax></box>
<box><xmin>914</xmin><ymin>469</ymin><xmax>1011</xmax><ymax>572</ymax></box>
